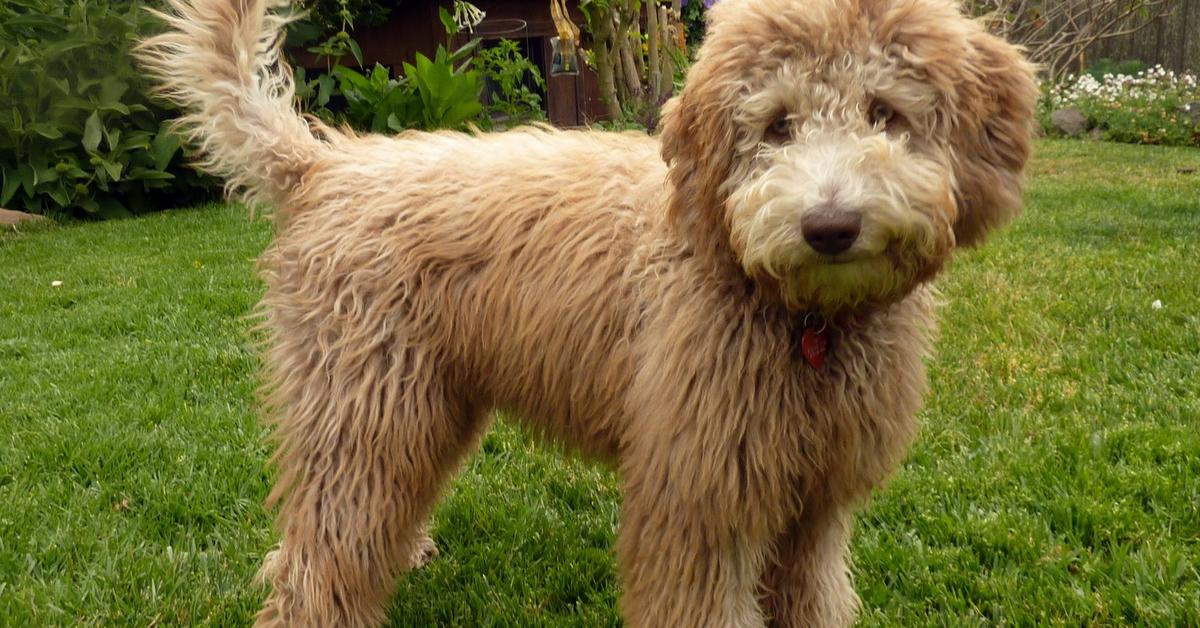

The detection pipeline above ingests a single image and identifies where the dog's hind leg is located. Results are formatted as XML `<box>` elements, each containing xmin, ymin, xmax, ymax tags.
<box><xmin>759</xmin><ymin>508</ymin><xmax>859</xmax><ymax>628</ymax></box>
<box><xmin>255</xmin><ymin>337</ymin><xmax>486</xmax><ymax>627</ymax></box>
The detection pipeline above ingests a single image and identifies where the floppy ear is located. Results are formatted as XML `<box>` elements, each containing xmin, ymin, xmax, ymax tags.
<box><xmin>658</xmin><ymin>61</ymin><xmax>740</xmax><ymax>255</ymax></box>
<box><xmin>949</xmin><ymin>27</ymin><xmax>1039</xmax><ymax>247</ymax></box>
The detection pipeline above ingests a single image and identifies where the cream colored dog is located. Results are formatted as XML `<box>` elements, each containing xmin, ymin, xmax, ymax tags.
<box><xmin>141</xmin><ymin>0</ymin><xmax>1036</xmax><ymax>625</ymax></box>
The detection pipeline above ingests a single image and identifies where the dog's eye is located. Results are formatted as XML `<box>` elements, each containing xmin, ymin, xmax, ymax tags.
<box><xmin>764</xmin><ymin>115</ymin><xmax>791</xmax><ymax>143</ymax></box>
<box><xmin>869</xmin><ymin>101</ymin><xmax>898</xmax><ymax>128</ymax></box>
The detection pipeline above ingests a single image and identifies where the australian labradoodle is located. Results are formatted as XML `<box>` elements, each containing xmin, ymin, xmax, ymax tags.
<box><xmin>140</xmin><ymin>0</ymin><xmax>1036</xmax><ymax>624</ymax></box>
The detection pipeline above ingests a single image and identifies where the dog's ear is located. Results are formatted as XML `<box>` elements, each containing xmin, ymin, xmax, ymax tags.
<box><xmin>659</xmin><ymin>63</ymin><xmax>739</xmax><ymax>253</ymax></box>
<box><xmin>948</xmin><ymin>27</ymin><xmax>1039</xmax><ymax>247</ymax></box>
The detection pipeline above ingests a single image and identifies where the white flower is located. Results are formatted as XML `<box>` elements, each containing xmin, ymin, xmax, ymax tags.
<box><xmin>452</xmin><ymin>0</ymin><xmax>485</xmax><ymax>32</ymax></box>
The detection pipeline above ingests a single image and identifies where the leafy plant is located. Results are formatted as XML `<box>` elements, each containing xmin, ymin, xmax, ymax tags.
<box><xmin>329</xmin><ymin>42</ymin><xmax>483</xmax><ymax>132</ymax></box>
<box><xmin>329</xmin><ymin>64</ymin><xmax>407</xmax><ymax>132</ymax></box>
<box><xmin>290</xmin><ymin>0</ymin><xmax>395</xmax><ymax>38</ymax></box>
<box><xmin>293</xmin><ymin>5</ymin><xmax>485</xmax><ymax>133</ymax></box>
<box><xmin>680</xmin><ymin>0</ymin><xmax>709</xmax><ymax>44</ymax></box>
<box><xmin>294</xmin><ymin>66</ymin><xmax>341</xmax><ymax>120</ymax></box>
<box><xmin>473</xmin><ymin>39</ymin><xmax>546</xmax><ymax>127</ymax></box>
<box><xmin>402</xmin><ymin>47</ymin><xmax>485</xmax><ymax>130</ymax></box>
<box><xmin>0</xmin><ymin>0</ymin><xmax>213</xmax><ymax>217</ymax></box>
<box><xmin>290</xmin><ymin>0</ymin><xmax>364</xmax><ymax>121</ymax></box>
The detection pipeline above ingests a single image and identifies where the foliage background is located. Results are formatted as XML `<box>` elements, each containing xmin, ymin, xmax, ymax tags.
<box><xmin>0</xmin><ymin>0</ymin><xmax>550</xmax><ymax>217</ymax></box>
<box><xmin>4</xmin><ymin>0</ymin><xmax>1198</xmax><ymax>217</ymax></box>
<box><xmin>0</xmin><ymin>0</ymin><xmax>213</xmax><ymax>218</ymax></box>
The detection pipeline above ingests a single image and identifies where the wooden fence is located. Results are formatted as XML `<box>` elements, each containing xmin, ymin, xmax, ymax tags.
<box><xmin>1085</xmin><ymin>0</ymin><xmax>1198</xmax><ymax>74</ymax></box>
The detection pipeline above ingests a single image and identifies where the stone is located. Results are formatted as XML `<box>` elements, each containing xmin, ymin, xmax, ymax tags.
<box><xmin>0</xmin><ymin>208</ymin><xmax>48</xmax><ymax>229</ymax></box>
<box><xmin>1050</xmin><ymin>108</ymin><xmax>1089</xmax><ymax>137</ymax></box>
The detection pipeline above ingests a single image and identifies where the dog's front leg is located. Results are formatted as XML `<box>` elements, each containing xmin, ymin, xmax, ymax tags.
<box><xmin>615</xmin><ymin>460</ymin><xmax>772</xmax><ymax>628</ymax></box>
<box><xmin>759</xmin><ymin>506</ymin><xmax>858</xmax><ymax>627</ymax></box>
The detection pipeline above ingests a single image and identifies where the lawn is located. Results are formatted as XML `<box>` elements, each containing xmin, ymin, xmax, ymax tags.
<box><xmin>1</xmin><ymin>139</ymin><xmax>1198</xmax><ymax>626</ymax></box>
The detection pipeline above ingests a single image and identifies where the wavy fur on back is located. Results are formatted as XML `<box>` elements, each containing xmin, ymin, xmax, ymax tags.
<box><xmin>139</xmin><ymin>0</ymin><xmax>1035</xmax><ymax>626</ymax></box>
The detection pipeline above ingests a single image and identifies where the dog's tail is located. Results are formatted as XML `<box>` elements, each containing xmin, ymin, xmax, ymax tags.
<box><xmin>137</xmin><ymin>0</ymin><xmax>325</xmax><ymax>209</ymax></box>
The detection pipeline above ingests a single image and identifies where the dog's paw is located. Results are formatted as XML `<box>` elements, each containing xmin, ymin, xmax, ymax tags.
<box><xmin>407</xmin><ymin>533</ymin><xmax>439</xmax><ymax>570</ymax></box>
<box><xmin>254</xmin><ymin>548</ymin><xmax>281</xmax><ymax>586</ymax></box>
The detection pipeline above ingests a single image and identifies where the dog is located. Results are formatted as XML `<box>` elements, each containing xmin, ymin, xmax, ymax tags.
<box><xmin>139</xmin><ymin>0</ymin><xmax>1036</xmax><ymax>625</ymax></box>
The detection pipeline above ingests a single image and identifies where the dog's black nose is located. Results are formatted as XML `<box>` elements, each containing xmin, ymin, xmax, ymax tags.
<box><xmin>801</xmin><ymin>209</ymin><xmax>861</xmax><ymax>255</ymax></box>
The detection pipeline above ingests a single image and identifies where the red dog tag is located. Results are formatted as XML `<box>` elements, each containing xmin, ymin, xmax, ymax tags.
<box><xmin>801</xmin><ymin>327</ymin><xmax>828</xmax><ymax>369</ymax></box>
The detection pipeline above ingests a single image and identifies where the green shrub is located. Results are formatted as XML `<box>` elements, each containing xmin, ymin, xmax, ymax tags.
<box><xmin>474</xmin><ymin>39</ymin><xmax>546</xmax><ymax>128</ymax></box>
<box><xmin>1086</xmin><ymin>58</ymin><xmax>1146</xmax><ymax>81</ymax></box>
<box><xmin>1041</xmin><ymin>66</ymin><xmax>1200</xmax><ymax>147</ymax></box>
<box><xmin>292</xmin><ymin>0</ymin><xmax>395</xmax><ymax>37</ymax></box>
<box><xmin>0</xmin><ymin>0</ymin><xmax>214</xmax><ymax>217</ymax></box>
<box><xmin>680</xmin><ymin>0</ymin><xmax>709</xmax><ymax>45</ymax></box>
<box><xmin>292</xmin><ymin>6</ymin><xmax>491</xmax><ymax>133</ymax></box>
<box><xmin>324</xmin><ymin>42</ymin><xmax>483</xmax><ymax>132</ymax></box>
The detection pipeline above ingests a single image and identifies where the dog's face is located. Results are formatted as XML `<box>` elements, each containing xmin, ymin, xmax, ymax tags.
<box><xmin>660</xmin><ymin>0</ymin><xmax>1038</xmax><ymax>313</ymax></box>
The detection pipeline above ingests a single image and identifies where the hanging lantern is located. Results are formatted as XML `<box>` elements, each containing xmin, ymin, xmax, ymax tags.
<box><xmin>549</xmin><ymin>0</ymin><xmax>581</xmax><ymax>76</ymax></box>
<box><xmin>551</xmin><ymin>36</ymin><xmax>580</xmax><ymax>76</ymax></box>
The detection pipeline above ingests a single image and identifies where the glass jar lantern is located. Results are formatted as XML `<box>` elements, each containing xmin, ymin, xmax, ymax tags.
<box><xmin>550</xmin><ymin>36</ymin><xmax>580</xmax><ymax>76</ymax></box>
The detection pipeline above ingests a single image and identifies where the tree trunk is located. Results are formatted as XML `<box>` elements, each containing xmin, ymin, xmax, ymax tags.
<box><xmin>620</xmin><ymin>35</ymin><xmax>644</xmax><ymax>101</ymax></box>
<box><xmin>612</xmin><ymin>9</ymin><xmax>642</xmax><ymax>103</ymax></box>
<box><xmin>661</xmin><ymin>6</ymin><xmax>676</xmax><ymax>94</ymax></box>
<box><xmin>591</xmin><ymin>18</ymin><xmax>622</xmax><ymax>120</ymax></box>
<box><xmin>648</xmin><ymin>0</ymin><xmax>660</xmax><ymax>101</ymax></box>
<box><xmin>612</xmin><ymin>32</ymin><xmax>630</xmax><ymax>105</ymax></box>
<box><xmin>630</xmin><ymin>12</ymin><xmax>646</xmax><ymax>83</ymax></box>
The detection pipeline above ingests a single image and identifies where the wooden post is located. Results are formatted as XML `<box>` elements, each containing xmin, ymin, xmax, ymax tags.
<box><xmin>1178</xmin><ymin>0</ymin><xmax>1193</xmax><ymax>72</ymax></box>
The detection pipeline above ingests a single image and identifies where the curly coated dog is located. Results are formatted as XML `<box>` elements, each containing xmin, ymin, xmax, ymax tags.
<box><xmin>140</xmin><ymin>0</ymin><xmax>1037</xmax><ymax>624</ymax></box>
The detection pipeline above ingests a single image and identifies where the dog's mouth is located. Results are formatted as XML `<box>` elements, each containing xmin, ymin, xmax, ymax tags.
<box><xmin>769</xmin><ymin>246</ymin><xmax>935</xmax><ymax>314</ymax></box>
<box><xmin>816</xmin><ymin>253</ymin><xmax>868</xmax><ymax>265</ymax></box>
<box><xmin>777</xmin><ymin>251</ymin><xmax>891</xmax><ymax>277</ymax></box>
<box><xmin>735</xmin><ymin>206</ymin><xmax>944</xmax><ymax>313</ymax></box>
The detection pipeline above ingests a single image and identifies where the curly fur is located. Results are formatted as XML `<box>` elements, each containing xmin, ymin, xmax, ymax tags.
<box><xmin>139</xmin><ymin>0</ymin><xmax>1037</xmax><ymax>625</ymax></box>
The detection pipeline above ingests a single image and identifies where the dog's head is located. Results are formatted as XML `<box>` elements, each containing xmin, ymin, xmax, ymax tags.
<box><xmin>659</xmin><ymin>0</ymin><xmax>1037</xmax><ymax>313</ymax></box>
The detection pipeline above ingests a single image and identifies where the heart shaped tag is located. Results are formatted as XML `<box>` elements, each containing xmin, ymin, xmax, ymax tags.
<box><xmin>801</xmin><ymin>327</ymin><xmax>828</xmax><ymax>370</ymax></box>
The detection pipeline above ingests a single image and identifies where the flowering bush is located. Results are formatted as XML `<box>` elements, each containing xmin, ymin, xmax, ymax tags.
<box><xmin>1042</xmin><ymin>65</ymin><xmax>1200</xmax><ymax>147</ymax></box>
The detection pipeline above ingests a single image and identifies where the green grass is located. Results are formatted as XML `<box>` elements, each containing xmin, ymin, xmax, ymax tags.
<box><xmin>1</xmin><ymin>139</ymin><xmax>1198</xmax><ymax>626</ymax></box>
